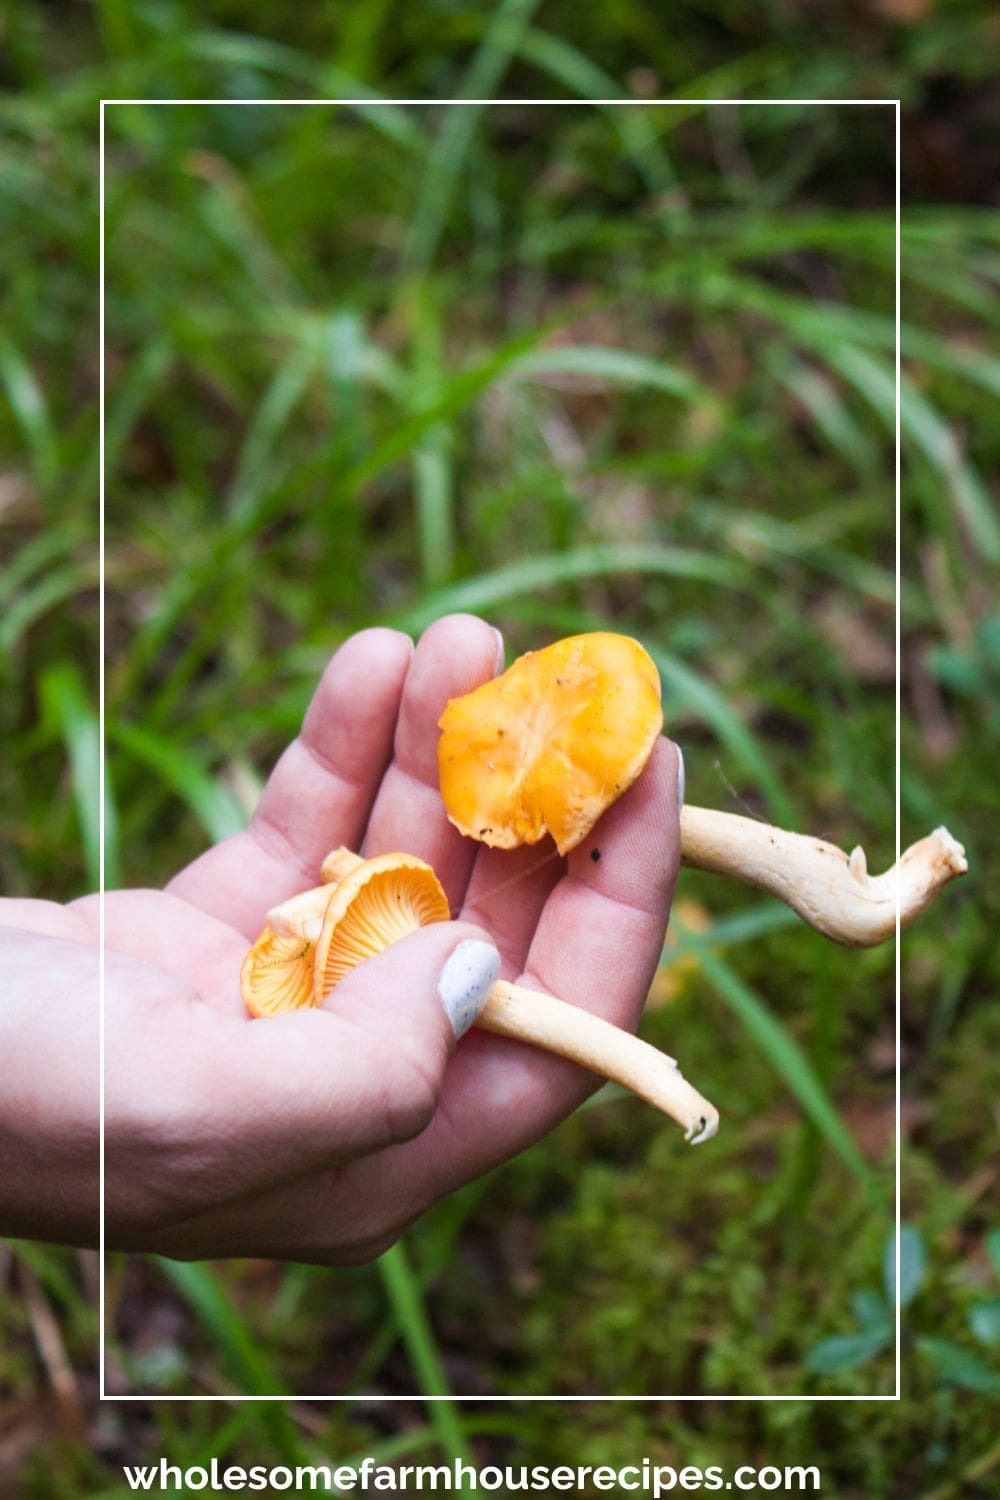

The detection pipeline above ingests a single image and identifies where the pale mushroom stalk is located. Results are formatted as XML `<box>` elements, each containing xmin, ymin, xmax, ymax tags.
<box><xmin>267</xmin><ymin>885</ymin><xmax>335</xmax><ymax>941</ymax></box>
<box><xmin>478</xmin><ymin>980</ymin><xmax>718</xmax><ymax>1143</ymax></box>
<box><xmin>679</xmin><ymin>808</ymin><xmax>968</xmax><ymax>949</ymax></box>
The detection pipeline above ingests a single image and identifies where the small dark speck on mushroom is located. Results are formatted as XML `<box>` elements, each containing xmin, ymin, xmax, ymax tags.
<box><xmin>479</xmin><ymin>827</ymin><xmax>491</xmax><ymax>835</ymax></box>
<box><xmin>497</xmin><ymin>728</ymin><xmax>505</xmax><ymax>736</ymax></box>
<box><xmin>590</xmin><ymin>848</ymin><xmax>601</xmax><ymax>863</ymax></box>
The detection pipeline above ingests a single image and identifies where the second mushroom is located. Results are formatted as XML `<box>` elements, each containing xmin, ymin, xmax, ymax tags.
<box><xmin>242</xmin><ymin>846</ymin><xmax>719</xmax><ymax>1144</ymax></box>
<box><xmin>438</xmin><ymin>632</ymin><xmax>967</xmax><ymax>947</ymax></box>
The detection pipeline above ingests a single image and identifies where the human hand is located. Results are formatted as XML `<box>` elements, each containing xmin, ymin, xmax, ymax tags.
<box><xmin>0</xmin><ymin>615</ymin><xmax>682</xmax><ymax>1263</ymax></box>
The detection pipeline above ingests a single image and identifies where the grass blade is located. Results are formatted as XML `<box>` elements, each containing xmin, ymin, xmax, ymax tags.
<box><xmin>83</xmin><ymin>336</ymin><xmax>173</xmax><ymax>508</ymax></box>
<box><xmin>0</xmin><ymin>564</ymin><xmax>96</xmax><ymax>656</ymax></box>
<box><xmin>336</xmin><ymin>318</ymin><xmax>562</xmax><ymax>499</ymax></box>
<box><xmin>826</xmin><ymin>344</ymin><xmax>1000</xmax><ymax>563</ymax></box>
<box><xmin>648</xmin><ymin>645</ymin><xmax>799</xmax><ymax>827</ymax></box>
<box><xmin>153</xmin><ymin>1259</ymin><xmax>307</xmax><ymax>1458</ymax></box>
<box><xmin>513</xmin><ymin>344</ymin><xmax>714</xmax><ymax>408</ymax></box>
<box><xmin>403</xmin><ymin>0</ymin><xmax>542</xmax><ymax>271</ymax></box>
<box><xmin>39</xmin><ymin>662</ymin><xmax>118</xmax><ymax>890</ymax></box>
<box><xmin>689</xmin><ymin>498</ymin><xmax>911</xmax><ymax>613</ymax></box>
<box><xmin>411</xmin><ymin>297</ymin><xmax>456</xmax><ymax>588</ymax></box>
<box><xmin>480</xmin><ymin>25</ymin><xmax>681</xmax><ymax>201</ymax></box>
<box><xmin>414</xmin><ymin>434</ymin><xmax>455</xmax><ymax>589</ymax></box>
<box><xmin>377</xmin><ymin>1242</ymin><xmax>474</xmax><ymax>1483</ymax></box>
<box><xmin>94</xmin><ymin>0</ymin><xmax>137</xmax><ymax>56</ymax></box>
<box><xmin>391</xmin><ymin>543</ymin><xmax>750</xmax><ymax>635</ymax></box>
<box><xmin>9</xmin><ymin>1241</ymin><xmax>95</xmax><ymax>1324</ymax></box>
<box><xmin>0</xmin><ymin>527</ymin><xmax>87</xmax><ymax>607</ymax></box>
<box><xmin>192</xmin><ymin>36</ymin><xmax>426</xmax><ymax>151</ymax></box>
<box><xmin>227</xmin><ymin>346</ymin><xmax>318</xmax><ymax>520</ymax></box>
<box><xmin>153</xmin><ymin>1260</ymin><xmax>284</xmax><ymax>1394</ymax></box>
<box><xmin>0</xmin><ymin>330</ymin><xmax>58</xmax><ymax>488</ymax></box>
<box><xmin>665</xmin><ymin>900</ymin><xmax>800</xmax><ymax>955</ymax></box>
<box><xmin>687</xmin><ymin>935</ymin><xmax>885</xmax><ymax>1205</ymax></box>
<box><xmin>112</xmin><ymin>722</ymin><xmax>246</xmax><ymax>843</ymax></box>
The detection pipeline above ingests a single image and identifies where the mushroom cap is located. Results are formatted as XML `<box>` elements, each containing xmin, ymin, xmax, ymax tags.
<box><xmin>313</xmin><ymin>853</ymin><xmax>451</xmax><ymax>1003</ymax></box>
<box><xmin>438</xmin><ymin>632</ymin><xmax>663</xmax><ymax>856</ymax></box>
<box><xmin>240</xmin><ymin>929</ymin><xmax>316</xmax><ymax>1017</ymax></box>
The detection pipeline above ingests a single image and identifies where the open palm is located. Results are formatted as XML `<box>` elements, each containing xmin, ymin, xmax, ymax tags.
<box><xmin>73</xmin><ymin>615</ymin><xmax>681</xmax><ymax>1264</ymax></box>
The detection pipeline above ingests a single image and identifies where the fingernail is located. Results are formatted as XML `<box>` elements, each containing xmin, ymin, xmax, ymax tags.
<box><xmin>491</xmin><ymin>627</ymin><xmax>505</xmax><ymax>674</ymax></box>
<box><xmin>437</xmin><ymin>939</ymin><xmax>500</xmax><ymax>1038</ymax></box>
<box><xmin>676</xmin><ymin>745</ymin><xmax>685</xmax><ymax>812</ymax></box>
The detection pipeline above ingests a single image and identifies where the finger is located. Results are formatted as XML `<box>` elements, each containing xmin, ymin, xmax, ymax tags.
<box><xmin>166</xmin><ymin>628</ymin><xmax>413</xmax><ymax>936</ymax></box>
<box><xmin>520</xmin><ymin>735</ymin><xmax>682</xmax><ymax>1019</ymax></box>
<box><xmin>363</xmin><ymin>615</ymin><xmax>503</xmax><ymax>912</ymax></box>
<box><xmin>459</xmin><ymin>842</ymin><xmax>564</xmax><ymax>979</ymax></box>
<box><xmin>0</xmin><ymin>898</ymin><xmax>92</xmax><ymax>943</ymax></box>
<box><xmin>118</xmin><ymin>921</ymin><xmax>501</xmax><ymax>1246</ymax></box>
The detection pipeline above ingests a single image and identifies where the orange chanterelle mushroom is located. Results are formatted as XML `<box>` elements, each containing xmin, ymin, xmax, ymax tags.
<box><xmin>439</xmin><ymin>632</ymin><xmax>662</xmax><ymax>857</ymax></box>
<box><xmin>438</xmin><ymin>631</ymin><xmax>968</xmax><ymax>948</ymax></box>
<box><xmin>240</xmin><ymin>929</ymin><xmax>315</xmax><ymax>1018</ymax></box>
<box><xmin>241</xmin><ymin>846</ymin><xmax>720</xmax><ymax>1142</ymax></box>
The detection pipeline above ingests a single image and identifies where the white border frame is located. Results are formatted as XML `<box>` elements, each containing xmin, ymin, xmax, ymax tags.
<box><xmin>97</xmin><ymin>93</ymin><xmax>905</xmax><ymax>1404</ymax></box>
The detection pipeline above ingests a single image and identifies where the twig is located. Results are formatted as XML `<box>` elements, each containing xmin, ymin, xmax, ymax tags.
<box><xmin>17</xmin><ymin>1262</ymin><xmax>83</xmax><ymax>1433</ymax></box>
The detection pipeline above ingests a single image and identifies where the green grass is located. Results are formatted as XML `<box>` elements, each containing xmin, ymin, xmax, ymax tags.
<box><xmin>2</xmin><ymin>1</ymin><xmax>999</xmax><ymax>1493</ymax></box>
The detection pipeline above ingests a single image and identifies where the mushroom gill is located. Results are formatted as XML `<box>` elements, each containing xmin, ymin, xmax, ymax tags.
<box><xmin>313</xmin><ymin>853</ymin><xmax>451</xmax><ymax>1002</ymax></box>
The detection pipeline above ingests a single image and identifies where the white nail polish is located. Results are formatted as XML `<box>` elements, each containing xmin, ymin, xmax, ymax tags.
<box><xmin>676</xmin><ymin>746</ymin><xmax>685</xmax><ymax>811</ymax></box>
<box><xmin>437</xmin><ymin>939</ymin><xmax>500</xmax><ymax>1038</ymax></box>
<box><xmin>492</xmin><ymin>627</ymin><xmax>505</xmax><ymax>674</ymax></box>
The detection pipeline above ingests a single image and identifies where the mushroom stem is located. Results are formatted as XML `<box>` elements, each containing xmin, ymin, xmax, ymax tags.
<box><xmin>679</xmin><ymin>807</ymin><xmax>967</xmax><ymax>948</ymax></box>
<box><xmin>477</xmin><ymin>980</ymin><xmax>719</xmax><ymax>1143</ymax></box>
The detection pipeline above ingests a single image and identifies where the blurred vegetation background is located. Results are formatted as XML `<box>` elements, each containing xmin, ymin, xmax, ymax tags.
<box><xmin>1</xmin><ymin>0</ymin><xmax>998</xmax><ymax>1494</ymax></box>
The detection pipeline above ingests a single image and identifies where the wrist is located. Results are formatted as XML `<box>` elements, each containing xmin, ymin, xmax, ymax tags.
<box><xmin>0</xmin><ymin>927</ymin><xmax>99</xmax><ymax>1247</ymax></box>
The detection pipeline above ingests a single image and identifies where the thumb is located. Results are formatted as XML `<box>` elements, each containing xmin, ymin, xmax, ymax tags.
<box><xmin>170</xmin><ymin>923</ymin><xmax>501</xmax><ymax>1217</ymax></box>
<box><xmin>314</xmin><ymin>920</ymin><xmax>500</xmax><ymax>1145</ymax></box>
